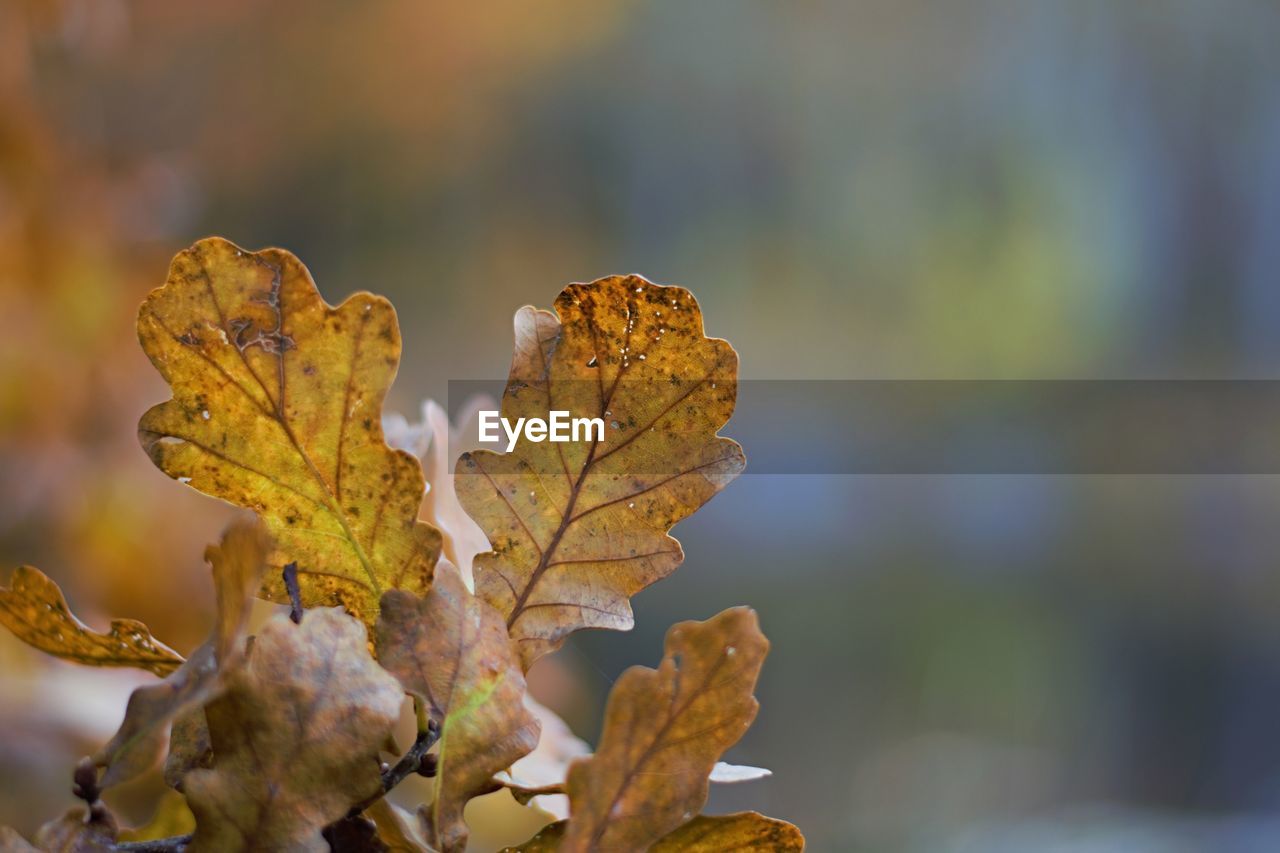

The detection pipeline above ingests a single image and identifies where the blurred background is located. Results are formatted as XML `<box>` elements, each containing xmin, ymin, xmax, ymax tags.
<box><xmin>4</xmin><ymin>0</ymin><xmax>1280</xmax><ymax>849</ymax></box>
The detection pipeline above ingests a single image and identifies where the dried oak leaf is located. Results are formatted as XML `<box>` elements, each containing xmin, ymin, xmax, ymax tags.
<box><xmin>503</xmin><ymin>811</ymin><xmax>803</xmax><ymax>852</ymax></box>
<box><xmin>0</xmin><ymin>566</ymin><xmax>182</xmax><ymax>677</ymax></box>
<box><xmin>384</xmin><ymin>398</ymin><xmax>492</xmax><ymax>588</ymax></box>
<box><xmin>23</xmin><ymin>805</ymin><xmax>117</xmax><ymax>853</ymax></box>
<box><xmin>137</xmin><ymin>237</ymin><xmax>441</xmax><ymax>627</ymax></box>
<box><xmin>184</xmin><ymin>608</ymin><xmax>403</xmax><ymax>852</ymax></box>
<box><xmin>456</xmin><ymin>276</ymin><xmax>743</xmax><ymax>668</ymax></box>
<box><xmin>561</xmin><ymin>607</ymin><xmax>768</xmax><ymax>852</ymax></box>
<box><xmin>162</xmin><ymin>706</ymin><xmax>212</xmax><ymax>791</ymax></box>
<box><xmin>649</xmin><ymin>812</ymin><xmax>805</xmax><ymax>851</ymax></box>
<box><xmin>364</xmin><ymin>800</ymin><xmax>431</xmax><ymax>853</ymax></box>
<box><xmin>116</xmin><ymin>790</ymin><xmax>195</xmax><ymax>843</ymax></box>
<box><xmin>376</xmin><ymin>562</ymin><xmax>540</xmax><ymax>853</ymax></box>
<box><xmin>495</xmin><ymin>759</ymin><xmax>770</xmax><ymax>819</ymax></box>
<box><xmin>94</xmin><ymin>518</ymin><xmax>271</xmax><ymax>787</ymax></box>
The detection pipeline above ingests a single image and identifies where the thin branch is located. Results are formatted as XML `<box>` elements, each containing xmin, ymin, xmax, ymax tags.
<box><xmin>282</xmin><ymin>562</ymin><xmax>304</xmax><ymax>624</ymax></box>
<box><xmin>495</xmin><ymin>776</ymin><xmax>567</xmax><ymax>802</ymax></box>
<box><xmin>347</xmin><ymin>714</ymin><xmax>441</xmax><ymax>817</ymax></box>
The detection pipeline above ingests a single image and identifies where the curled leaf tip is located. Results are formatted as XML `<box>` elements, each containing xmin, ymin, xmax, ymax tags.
<box><xmin>0</xmin><ymin>565</ymin><xmax>183</xmax><ymax>677</ymax></box>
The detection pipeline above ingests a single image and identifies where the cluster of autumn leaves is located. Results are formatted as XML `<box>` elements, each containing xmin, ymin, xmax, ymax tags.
<box><xmin>0</xmin><ymin>238</ymin><xmax>803</xmax><ymax>852</ymax></box>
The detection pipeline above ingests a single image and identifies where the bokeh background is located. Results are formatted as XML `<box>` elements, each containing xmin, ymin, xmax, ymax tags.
<box><xmin>4</xmin><ymin>1</ymin><xmax>1280</xmax><ymax>849</ymax></box>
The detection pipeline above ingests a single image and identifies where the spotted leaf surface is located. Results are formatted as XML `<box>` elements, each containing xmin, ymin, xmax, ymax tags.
<box><xmin>456</xmin><ymin>276</ymin><xmax>743</xmax><ymax>668</ymax></box>
<box><xmin>0</xmin><ymin>566</ymin><xmax>182</xmax><ymax>677</ymax></box>
<box><xmin>137</xmin><ymin>237</ymin><xmax>440</xmax><ymax>626</ymax></box>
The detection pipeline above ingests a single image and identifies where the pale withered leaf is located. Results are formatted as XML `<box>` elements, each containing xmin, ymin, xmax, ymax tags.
<box><xmin>649</xmin><ymin>812</ymin><xmax>805</xmax><ymax>851</ymax></box>
<box><xmin>364</xmin><ymin>800</ymin><xmax>431</xmax><ymax>853</ymax></box>
<box><xmin>94</xmin><ymin>518</ymin><xmax>271</xmax><ymax>788</ymax></box>
<box><xmin>184</xmin><ymin>609</ymin><xmax>403</xmax><ymax>852</ymax></box>
<box><xmin>504</xmin><ymin>810</ymin><xmax>804</xmax><ymax>852</ymax></box>
<box><xmin>384</xmin><ymin>398</ymin><xmax>492</xmax><ymax>589</ymax></box>
<box><xmin>376</xmin><ymin>562</ymin><xmax>540</xmax><ymax>853</ymax></box>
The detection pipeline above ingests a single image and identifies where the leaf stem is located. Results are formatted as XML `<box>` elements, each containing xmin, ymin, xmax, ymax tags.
<box><xmin>347</xmin><ymin>712</ymin><xmax>441</xmax><ymax>818</ymax></box>
<box><xmin>282</xmin><ymin>562</ymin><xmax>304</xmax><ymax>624</ymax></box>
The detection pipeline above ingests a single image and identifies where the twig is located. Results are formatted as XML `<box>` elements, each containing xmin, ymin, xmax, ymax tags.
<box><xmin>282</xmin><ymin>562</ymin><xmax>304</xmax><ymax>624</ymax></box>
<box><xmin>495</xmin><ymin>776</ymin><xmax>567</xmax><ymax>802</ymax></box>
<box><xmin>347</xmin><ymin>715</ymin><xmax>441</xmax><ymax>817</ymax></box>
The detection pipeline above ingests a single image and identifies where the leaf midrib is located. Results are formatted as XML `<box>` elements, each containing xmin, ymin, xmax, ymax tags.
<box><xmin>197</xmin><ymin>258</ymin><xmax>383</xmax><ymax>596</ymax></box>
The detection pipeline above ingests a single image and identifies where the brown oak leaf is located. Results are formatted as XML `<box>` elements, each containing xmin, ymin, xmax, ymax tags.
<box><xmin>503</xmin><ymin>811</ymin><xmax>804</xmax><ymax>852</ymax></box>
<box><xmin>649</xmin><ymin>812</ymin><xmax>805</xmax><ymax>851</ymax></box>
<box><xmin>137</xmin><ymin>237</ymin><xmax>440</xmax><ymax>627</ymax></box>
<box><xmin>184</xmin><ymin>608</ymin><xmax>403</xmax><ymax>852</ymax></box>
<box><xmin>456</xmin><ymin>276</ymin><xmax>744</xmax><ymax>668</ymax></box>
<box><xmin>23</xmin><ymin>805</ymin><xmax>117</xmax><ymax>853</ymax></box>
<box><xmin>376</xmin><ymin>562</ymin><xmax>540</xmax><ymax>852</ymax></box>
<box><xmin>561</xmin><ymin>607</ymin><xmax>768</xmax><ymax>852</ymax></box>
<box><xmin>93</xmin><ymin>518</ymin><xmax>271</xmax><ymax>787</ymax></box>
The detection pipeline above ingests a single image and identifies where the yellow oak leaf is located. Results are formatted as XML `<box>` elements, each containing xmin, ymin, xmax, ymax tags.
<box><xmin>137</xmin><ymin>237</ymin><xmax>440</xmax><ymax>626</ymax></box>
<box><xmin>116</xmin><ymin>790</ymin><xmax>195</xmax><ymax>843</ymax></box>
<box><xmin>184</xmin><ymin>608</ymin><xmax>403</xmax><ymax>852</ymax></box>
<box><xmin>649</xmin><ymin>812</ymin><xmax>805</xmax><ymax>851</ymax></box>
<box><xmin>94</xmin><ymin>518</ymin><xmax>271</xmax><ymax>787</ymax></box>
<box><xmin>456</xmin><ymin>276</ymin><xmax>744</xmax><ymax>668</ymax></box>
<box><xmin>499</xmin><ymin>820</ymin><xmax>562</xmax><ymax>852</ymax></box>
<box><xmin>376</xmin><ymin>562</ymin><xmax>541</xmax><ymax>853</ymax></box>
<box><xmin>561</xmin><ymin>607</ymin><xmax>768</xmax><ymax>852</ymax></box>
<box><xmin>0</xmin><ymin>566</ymin><xmax>183</xmax><ymax>677</ymax></box>
<box><xmin>384</xmin><ymin>397</ymin><xmax>493</xmax><ymax>588</ymax></box>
